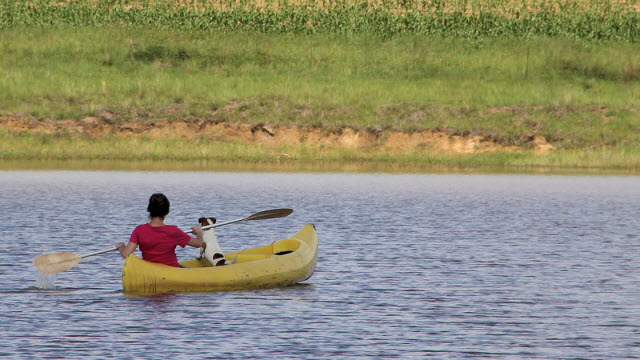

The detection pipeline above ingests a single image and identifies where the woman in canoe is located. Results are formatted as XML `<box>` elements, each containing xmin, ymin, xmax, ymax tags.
<box><xmin>116</xmin><ymin>193</ymin><xmax>204</xmax><ymax>267</ymax></box>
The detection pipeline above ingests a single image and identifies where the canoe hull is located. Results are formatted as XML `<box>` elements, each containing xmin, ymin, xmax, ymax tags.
<box><xmin>121</xmin><ymin>224</ymin><xmax>318</xmax><ymax>293</ymax></box>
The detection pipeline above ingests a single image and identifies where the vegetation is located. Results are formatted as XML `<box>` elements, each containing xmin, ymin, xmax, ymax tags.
<box><xmin>2</xmin><ymin>28</ymin><xmax>640</xmax><ymax>149</ymax></box>
<box><xmin>3</xmin><ymin>129</ymin><xmax>640</xmax><ymax>173</ymax></box>
<box><xmin>2</xmin><ymin>0</ymin><xmax>640</xmax><ymax>41</ymax></box>
<box><xmin>1</xmin><ymin>0</ymin><xmax>640</xmax><ymax>172</ymax></box>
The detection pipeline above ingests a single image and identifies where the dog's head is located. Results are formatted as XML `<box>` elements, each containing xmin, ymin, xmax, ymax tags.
<box><xmin>198</xmin><ymin>217</ymin><xmax>217</xmax><ymax>226</ymax></box>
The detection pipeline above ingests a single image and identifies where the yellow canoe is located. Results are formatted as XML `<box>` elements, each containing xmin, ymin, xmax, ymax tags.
<box><xmin>121</xmin><ymin>224</ymin><xmax>318</xmax><ymax>293</ymax></box>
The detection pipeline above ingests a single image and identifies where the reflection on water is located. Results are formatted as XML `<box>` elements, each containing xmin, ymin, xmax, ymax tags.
<box><xmin>2</xmin><ymin>158</ymin><xmax>639</xmax><ymax>175</ymax></box>
<box><xmin>1</xmin><ymin>171</ymin><xmax>639</xmax><ymax>359</ymax></box>
<box><xmin>0</xmin><ymin>158</ymin><xmax>440</xmax><ymax>173</ymax></box>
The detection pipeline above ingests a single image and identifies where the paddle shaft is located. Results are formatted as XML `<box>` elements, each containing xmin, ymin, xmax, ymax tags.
<box><xmin>185</xmin><ymin>217</ymin><xmax>244</xmax><ymax>233</ymax></box>
<box><xmin>82</xmin><ymin>247</ymin><xmax>120</xmax><ymax>258</ymax></box>
<box><xmin>185</xmin><ymin>208</ymin><xmax>293</xmax><ymax>234</ymax></box>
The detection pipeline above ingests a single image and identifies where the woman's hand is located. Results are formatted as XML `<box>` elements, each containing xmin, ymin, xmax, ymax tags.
<box><xmin>116</xmin><ymin>241</ymin><xmax>137</xmax><ymax>259</ymax></box>
<box><xmin>188</xmin><ymin>225</ymin><xmax>204</xmax><ymax>248</ymax></box>
<box><xmin>191</xmin><ymin>225</ymin><xmax>203</xmax><ymax>236</ymax></box>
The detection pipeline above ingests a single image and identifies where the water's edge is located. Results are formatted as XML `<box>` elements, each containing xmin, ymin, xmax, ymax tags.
<box><xmin>1</xmin><ymin>159</ymin><xmax>639</xmax><ymax>175</ymax></box>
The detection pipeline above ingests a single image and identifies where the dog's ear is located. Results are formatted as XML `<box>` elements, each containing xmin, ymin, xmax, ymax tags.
<box><xmin>198</xmin><ymin>217</ymin><xmax>217</xmax><ymax>226</ymax></box>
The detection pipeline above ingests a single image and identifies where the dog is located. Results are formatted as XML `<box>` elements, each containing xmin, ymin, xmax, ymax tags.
<box><xmin>197</xmin><ymin>217</ymin><xmax>236</xmax><ymax>266</ymax></box>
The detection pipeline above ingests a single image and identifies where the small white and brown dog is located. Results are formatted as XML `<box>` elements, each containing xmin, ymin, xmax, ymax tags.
<box><xmin>197</xmin><ymin>217</ymin><xmax>236</xmax><ymax>266</ymax></box>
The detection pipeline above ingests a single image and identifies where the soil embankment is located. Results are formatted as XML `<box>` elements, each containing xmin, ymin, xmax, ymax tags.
<box><xmin>0</xmin><ymin>116</ymin><xmax>555</xmax><ymax>155</ymax></box>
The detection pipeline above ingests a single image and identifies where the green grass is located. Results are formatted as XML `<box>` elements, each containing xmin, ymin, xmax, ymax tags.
<box><xmin>2</xmin><ymin>24</ymin><xmax>640</xmax><ymax>171</ymax></box>
<box><xmin>2</xmin><ymin>27</ymin><xmax>640</xmax><ymax>150</ymax></box>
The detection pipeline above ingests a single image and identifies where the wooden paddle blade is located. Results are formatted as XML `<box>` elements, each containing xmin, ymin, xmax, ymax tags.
<box><xmin>33</xmin><ymin>252</ymin><xmax>82</xmax><ymax>274</ymax></box>
<box><xmin>245</xmin><ymin>208</ymin><xmax>293</xmax><ymax>221</ymax></box>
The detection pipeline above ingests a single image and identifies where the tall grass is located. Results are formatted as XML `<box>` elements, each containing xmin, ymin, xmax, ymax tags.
<box><xmin>2</xmin><ymin>0</ymin><xmax>640</xmax><ymax>40</ymax></box>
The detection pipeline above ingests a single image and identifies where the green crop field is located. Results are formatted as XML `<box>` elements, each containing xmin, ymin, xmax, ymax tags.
<box><xmin>2</xmin><ymin>0</ymin><xmax>640</xmax><ymax>40</ymax></box>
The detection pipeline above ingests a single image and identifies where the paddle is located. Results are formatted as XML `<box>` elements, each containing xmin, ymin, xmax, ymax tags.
<box><xmin>33</xmin><ymin>248</ymin><xmax>120</xmax><ymax>275</ymax></box>
<box><xmin>32</xmin><ymin>208</ymin><xmax>293</xmax><ymax>274</ymax></box>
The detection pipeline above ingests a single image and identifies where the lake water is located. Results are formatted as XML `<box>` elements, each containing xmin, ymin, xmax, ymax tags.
<box><xmin>0</xmin><ymin>171</ymin><xmax>639</xmax><ymax>359</ymax></box>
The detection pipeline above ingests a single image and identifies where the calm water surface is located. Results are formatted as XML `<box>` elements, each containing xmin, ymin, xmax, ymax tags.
<box><xmin>0</xmin><ymin>171</ymin><xmax>639</xmax><ymax>359</ymax></box>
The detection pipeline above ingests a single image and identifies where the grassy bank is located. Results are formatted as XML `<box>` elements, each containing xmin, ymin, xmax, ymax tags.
<box><xmin>2</xmin><ymin>27</ymin><xmax>640</xmax><ymax>149</ymax></box>
<box><xmin>1</xmin><ymin>1</ymin><xmax>640</xmax><ymax>171</ymax></box>
<box><xmin>3</xmin><ymin>129</ymin><xmax>640</xmax><ymax>172</ymax></box>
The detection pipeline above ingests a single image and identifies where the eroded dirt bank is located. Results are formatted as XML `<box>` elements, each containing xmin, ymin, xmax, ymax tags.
<box><xmin>0</xmin><ymin>116</ymin><xmax>555</xmax><ymax>154</ymax></box>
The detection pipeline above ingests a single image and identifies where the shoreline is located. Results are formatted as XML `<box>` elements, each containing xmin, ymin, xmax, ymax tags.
<box><xmin>0</xmin><ymin>115</ymin><xmax>552</xmax><ymax>155</ymax></box>
<box><xmin>2</xmin><ymin>159</ymin><xmax>639</xmax><ymax>175</ymax></box>
<box><xmin>2</xmin><ymin>116</ymin><xmax>640</xmax><ymax>174</ymax></box>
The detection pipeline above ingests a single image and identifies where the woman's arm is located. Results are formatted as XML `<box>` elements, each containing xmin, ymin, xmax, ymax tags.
<box><xmin>115</xmin><ymin>241</ymin><xmax>138</xmax><ymax>259</ymax></box>
<box><xmin>187</xmin><ymin>225</ymin><xmax>204</xmax><ymax>248</ymax></box>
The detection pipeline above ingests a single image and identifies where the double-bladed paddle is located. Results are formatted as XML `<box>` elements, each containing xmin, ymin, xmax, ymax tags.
<box><xmin>32</xmin><ymin>208</ymin><xmax>293</xmax><ymax>274</ymax></box>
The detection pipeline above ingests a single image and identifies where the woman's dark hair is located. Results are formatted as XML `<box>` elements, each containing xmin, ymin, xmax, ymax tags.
<box><xmin>147</xmin><ymin>193</ymin><xmax>170</xmax><ymax>218</ymax></box>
